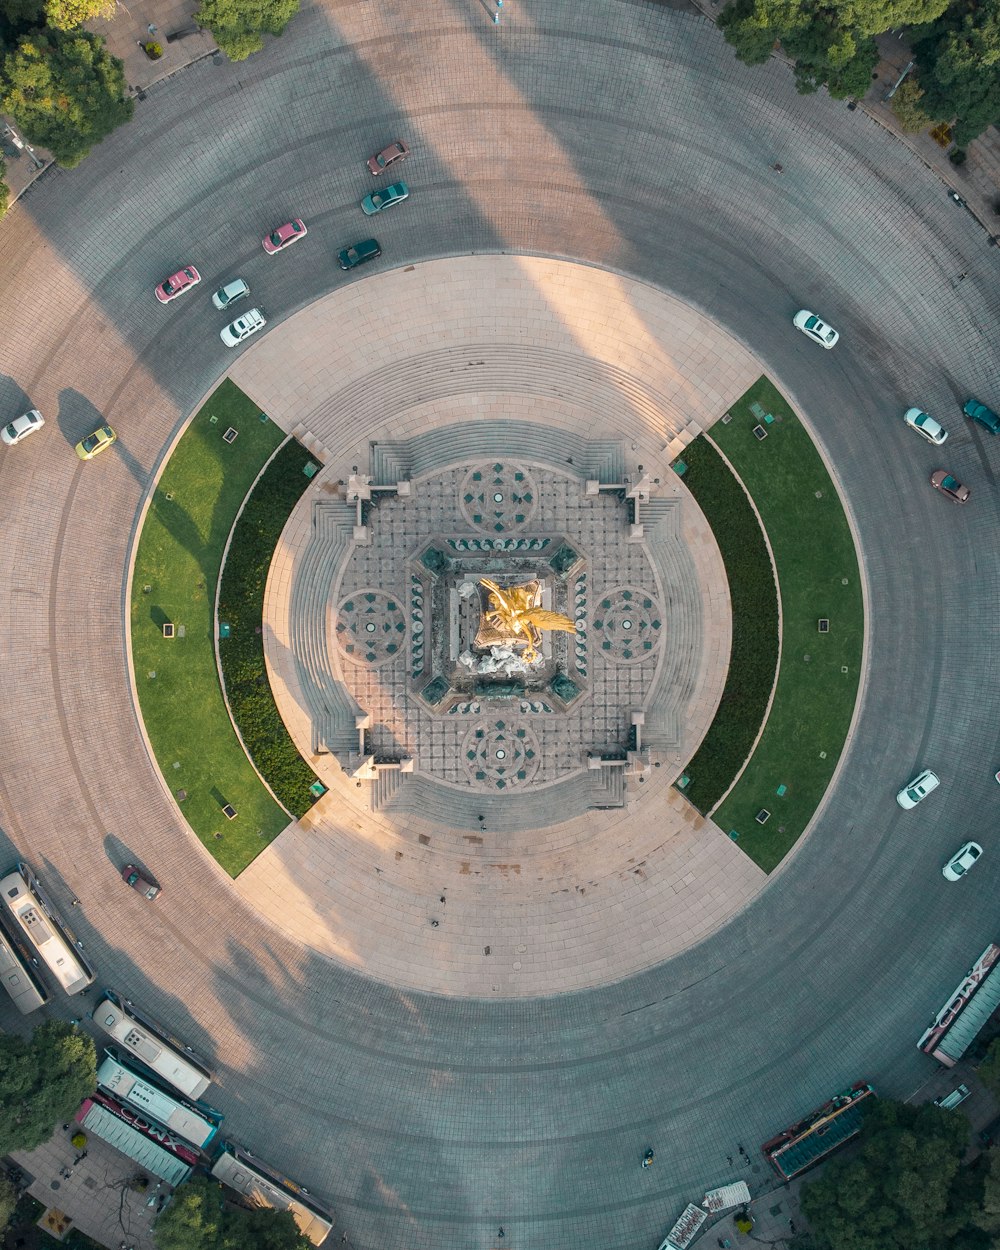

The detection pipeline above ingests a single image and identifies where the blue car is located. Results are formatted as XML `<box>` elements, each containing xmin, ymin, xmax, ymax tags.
<box><xmin>963</xmin><ymin>397</ymin><xmax>1000</xmax><ymax>434</ymax></box>
<box><xmin>361</xmin><ymin>181</ymin><xmax>409</xmax><ymax>216</ymax></box>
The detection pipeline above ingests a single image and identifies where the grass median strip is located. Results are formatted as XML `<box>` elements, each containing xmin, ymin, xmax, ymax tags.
<box><xmin>711</xmin><ymin>377</ymin><xmax>863</xmax><ymax>871</ymax></box>
<box><xmin>130</xmin><ymin>380</ymin><xmax>289</xmax><ymax>875</ymax></box>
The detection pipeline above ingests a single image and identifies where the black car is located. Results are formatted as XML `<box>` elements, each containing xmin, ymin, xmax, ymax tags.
<box><xmin>338</xmin><ymin>238</ymin><xmax>382</xmax><ymax>270</ymax></box>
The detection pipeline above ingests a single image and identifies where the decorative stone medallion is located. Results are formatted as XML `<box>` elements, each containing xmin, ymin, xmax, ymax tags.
<box><xmin>462</xmin><ymin>720</ymin><xmax>541</xmax><ymax>789</ymax></box>
<box><xmin>460</xmin><ymin>463</ymin><xmax>538</xmax><ymax>534</ymax></box>
<box><xmin>335</xmin><ymin>590</ymin><xmax>407</xmax><ymax>666</ymax></box>
<box><xmin>591</xmin><ymin>587</ymin><xmax>663</xmax><ymax>664</ymax></box>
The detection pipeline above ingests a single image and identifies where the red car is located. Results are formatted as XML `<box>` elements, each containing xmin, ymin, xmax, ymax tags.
<box><xmin>367</xmin><ymin>140</ymin><xmax>410</xmax><ymax>175</ymax></box>
<box><xmin>121</xmin><ymin>864</ymin><xmax>161</xmax><ymax>900</ymax></box>
<box><xmin>155</xmin><ymin>265</ymin><xmax>201</xmax><ymax>303</ymax></box>
<box><xmin>262</xmin><ymin>219</ymin><xmax>307</xmax><ymax>254</ymax></box>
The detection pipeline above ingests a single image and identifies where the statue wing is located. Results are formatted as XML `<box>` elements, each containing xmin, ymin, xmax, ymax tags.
<box><xmin>522</xmin><ymin>609</ymin><xmax>577</xmax><ymax>634</ymax></box>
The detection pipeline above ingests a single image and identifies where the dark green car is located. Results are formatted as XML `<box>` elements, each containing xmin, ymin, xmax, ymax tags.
<box><xmin>963</xmin><ymin>397</ymin><xmax>1000</xmax><ymax>434</ymax></box>
<box><xmin>338</xmin><ymin>238</ymin><xmax>382</xmax><ymax>270</ymax></box>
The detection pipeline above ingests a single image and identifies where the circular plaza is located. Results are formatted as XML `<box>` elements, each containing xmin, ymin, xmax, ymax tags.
<box><xmin>0</xmin><ymin>0</ymin><xmax>998</xmax><ymax>1248</ymax></box>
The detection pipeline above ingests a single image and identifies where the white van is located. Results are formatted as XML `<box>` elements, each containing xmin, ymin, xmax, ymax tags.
<box><xmin>934</xmin><ymin>1084</ymin><xmax>970</xmax><ymax>1110</ymax></box>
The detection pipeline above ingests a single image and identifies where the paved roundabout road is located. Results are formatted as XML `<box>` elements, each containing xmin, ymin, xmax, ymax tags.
<box><xmin>1</xmin><ymin>1</ymin><xmax>1000</xmax><ymax>1247</ymax></box>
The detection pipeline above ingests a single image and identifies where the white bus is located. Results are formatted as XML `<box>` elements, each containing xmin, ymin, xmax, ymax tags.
<box><xmin>97</xmin><ymin>1051</ymin><xmax>221</xmax><ymax>1150</ymax></box>
<box><xmin>211</xmin><ymin>1143</ymin><xmax>334</xmax><ymax>1246</ymax></box>
<box><xmin>0</xmin><ymin>925</ymin><xmax>49</xmax><ymax>1014</ymax></box>
<box><xmin>94</xmin><ymin>991</ymin><xmax>213</xmax><ymax>1101</ymax></box>
<box><xmin>0</xmin><ymin>865</ymin><xmax>95</xmax><ymax>996</ymax></box>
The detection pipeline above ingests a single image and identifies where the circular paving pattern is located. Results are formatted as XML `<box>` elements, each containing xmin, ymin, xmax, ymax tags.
<box><xmin>461</xmin><ymin>719</ymin><xmax>541</xmax><ymax>789</ymax></box>
<box><xmin>592</xmin><ymin>586</ymin><xmax>663</xmax><ymax>665</ymax></box>
<box><xmin>2</xmin><ymin>2</ymin><xmax>998</xmax><ymax>1247</ymax></box>
<box><xmin>334</xmin><ymin>590</ymin><xmax>407</xmax><ymax>666</ymax></box>
<box><xmin>460</xmin><ymin>462</ymin><xmax>539</xmax><ymax>533</ymax></box>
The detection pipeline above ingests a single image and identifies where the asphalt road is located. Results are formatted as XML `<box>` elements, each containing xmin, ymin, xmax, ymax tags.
<box><xmin>1</xmin><ymin>0</ymin><xmax>1000</xmax><ymax>1247</ymax></box>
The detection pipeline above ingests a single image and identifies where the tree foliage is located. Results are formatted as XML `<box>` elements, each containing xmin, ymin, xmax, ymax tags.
<box><xmin>800</xmin><ymin>1098</ymin><xmax>984</xmax><ymax>1250</ymax></box>
<box><xmin>0</xmin><ymin>1021</ymin><xmax>96</xmax><ymax>1155</ymax></box>
<box><xmin>890</xmin><ymin>75</ymin><xmax>936</xmax><ymax>130</ymax></box>
<box><xmin>43</xmin><ymin>0</ymin><xmax>116</xmax><ymax>30</ymax></box>
<box><xmin>153</xmin><ymin>1176</ymin><xmax>312</xmax><ymax>1250</ymax></box>
<box><xmin>194</xmin><ymin>0</ymin><xmax>299</xmax><ymax>61</ymax></box>
<box><xmin>0</xmin><ymin>28</ymin><xmax>133</xmax><ymax>167</ymax></box>
<box><xmin>0</xmin><ymin>156</ymin><xmax>8</xmax><ymax>217</ymax></box>
<box><xmin>719</xmin><ymin>0</ymin><xmax>947</xmax><ymax>97</ymax></box>
<box><xmin>0</xmin><ymin>1173</ymin><xmax>17</xmax><ymax>1233</ymax></box>
<box><xmin>913</xmin><ymin>0</ymin><xmax>1000</xmax><ymax>144</ymax></box>
<box><xmin>977</xmin><ymin>1037</ymin><xmax>1000</xmax><ymax>1102</ymax></box>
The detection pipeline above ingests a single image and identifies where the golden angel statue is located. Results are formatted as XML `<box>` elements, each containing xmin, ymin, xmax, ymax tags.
<box><xmin>478</xmin><ymin>578</ymin><xmax>576</xmax><ymax>663</ymax></box>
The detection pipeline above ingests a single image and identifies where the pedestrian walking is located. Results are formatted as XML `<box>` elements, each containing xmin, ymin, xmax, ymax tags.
<box><xmin>498</xmin><ymin>1228</ymin><xmax>505</xmax><ymax>1239</ymax></box>
<box><xmin>727</xmin><ymin>1154</ymin><xmax>733</xmax><ymax>1166</ymax></box>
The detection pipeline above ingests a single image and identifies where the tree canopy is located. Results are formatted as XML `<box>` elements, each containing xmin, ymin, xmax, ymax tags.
<box><xmin>799</xmin><ymin>1097</ymin><xmax>997</xmax><ymax>1250</ymax></box>
<box><xmin>193</xmin><ymin>0</ymin><xmax>299</xmax><ymax>61</ymax></box>
<box><xmin>153</xmin><ymin>1176</ymin><xmax>313</xmax><ymax>1250</ymax></box>
<box><xmin>719</xmin><ymin>0</ymin><xmax>948</xmax><ymax>95</ymax></box>
<box><xmin>912</xmin><ymin>0</ymin><xmax>1000</xmax><ymax>144</ymax></box>
<box><xmin>42</xmin><ymin>0</ymin><xmax>115</xmax><ymax>30</ymax></box>
<box><xmin>0</xmin><ymin>1020</ymin><xmax>96</xmax><ymax>1154</ymax></box>
<box><xmin>1</xmin><ymin>29</ymin><xmax>133</xmax><ymax>167</ymax></box>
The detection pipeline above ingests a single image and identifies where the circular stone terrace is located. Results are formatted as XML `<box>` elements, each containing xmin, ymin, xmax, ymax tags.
<box><xmin>221</xmin><ymin>254</ymin><xmax>784</xmax><ymax>996</ymax></box>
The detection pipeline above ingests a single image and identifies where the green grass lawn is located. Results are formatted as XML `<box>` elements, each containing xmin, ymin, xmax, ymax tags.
<box><xmin>130</xmin><ymin>380</ymin><xmax>290</xmax><ymax>875</ymax></box>
<box><xmin>709</xmin><ymin>377</ymin><xmax>864</xmax><ymax>871</ymax></box>
<box><xmin>676</xmin><ymin>437</ymin><xmax>779</xmax><ymax>815</ymax></box>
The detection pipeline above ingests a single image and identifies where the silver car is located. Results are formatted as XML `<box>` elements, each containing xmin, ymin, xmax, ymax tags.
<box><xmin>896</xmin><ymin>768</ymin><xmax>940</xmax><ymax>809</ymax></box>
<box><xmin>2</xmin><ymin>409</ymin><xmax>45</xmax><ymax>446</ymax></box>
<box><xmin>220</xmin><ymin>307</ymin><xmax>266</xmax><ymax>347</ymax></box>
<box><xmin>212</xmin><ymin>278</ymin><xmax>250</xmax><ymax>310</ymax></box>
<box><xmin>904</xmin><ymin>407</ymin><xmax>947</xmax><ymax>445</ymax></box>
<box><xmin>942</xmin><ymin>842</ymin><xmax>982</xmax><ymax>881</ymax></box>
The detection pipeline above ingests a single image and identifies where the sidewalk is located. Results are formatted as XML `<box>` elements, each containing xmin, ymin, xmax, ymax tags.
<box><xmin>10</xmin><ymin>1125</ymin><xmax>162</xmax><ymax>1250</ymax></box>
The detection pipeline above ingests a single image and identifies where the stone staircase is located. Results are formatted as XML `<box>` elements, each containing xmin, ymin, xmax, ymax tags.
<box><xmin>290</xmin><ymin>500</ymin><xmax>360</xmax><ymax>755</ymax></box>
<box><xmin>637</xmin><ymin>496</ymin><xmax>689</xmax><ymax>751</ymax></box>
<box><xmin>306</xmin><ymin>343</ymin><xmax>686</xmax><ymax>455</ymax></box>
<box><xmin>368</xmin><ymin>419</ymin><xmax>625</xmax><ymax>484</ymax></box>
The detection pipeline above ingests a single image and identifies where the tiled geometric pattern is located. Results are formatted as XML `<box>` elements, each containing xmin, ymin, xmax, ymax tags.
<box><xmin>330</xmin><ymin>460</ymin><xmax>661</xmax><ymax>788</ymax></box>
<box><xmin>462</xmin><ymin>719</ymin><xmax>540</xmax><ymax>789</ymax></box>
<box><xmin>459</xmin><ymin>462</ymin><xmax>538</xmax><ymax>533</ymax></box>
<box><xmin>334</xmin><ymin>590</ymin><xmax>406</xmax><ymax>667</ymax></box>
<box><xmin>592</xmin><ymin>586</ymin><xmax>663</xmax><ymax>665</ymax></box>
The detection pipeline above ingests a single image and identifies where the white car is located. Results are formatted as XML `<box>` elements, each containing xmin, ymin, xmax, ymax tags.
<box><xmin>2</xmin><ymin>409</ymin><xmax>45</xmax><ymax>446</ymax></box>
<box><xmin>212</xmin><ymin>278</ymin><xmax>250</xmax><ymax>311</ymax></box>
<box><xmin>904</xmin><ymin>407</ymin><xmax>947</xmax><ymax>445</ymax></box>
<box><xmin>896</xmin><ymin>768</ymin><xmax>940</xmax><ymax>810</ymax></box>
<box><xmin>943</xmin><ymin>841</ymin><xmax>983</xmax><ymax>881</ymax></box>
<box><xmin>220</xmin><ymin>307</ymin><xmax>266</xmax><ymax>347</ymax></box>
<box><xmin>793</xmin><ymin>309</ymin><xmax>839</xmax><ymax>349</ymax></box>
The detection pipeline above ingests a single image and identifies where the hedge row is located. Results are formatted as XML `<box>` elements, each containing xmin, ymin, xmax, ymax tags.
<box><xmin>675</xmin><ymin>436</ymin><xmax>779</xmax><ymax>813</ymax></box>
<box><xmin>218</xmin><ymin>439</ymin><xmax>319</xmax><ymax>817</ymax></box>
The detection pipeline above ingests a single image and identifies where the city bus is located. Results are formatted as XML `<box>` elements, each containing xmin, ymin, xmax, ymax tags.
<box><xmin>918</xmin><ymin>942</ymin><xmax>1000</xmax><ymax>1067</ymax></box>
<box><xmin>0</xmin><ymin>864</ymin><xmax>95</xmax><ymax>995</ymax></box>
<box><xmin>97</xmin><ymin>1050</ymin><xmax>221</xmax><ymax>1150</ymax></box>
<box><xmin>0</xmin><ymin>924</ymin><xmax>49</xmax><ymax>1013</ymax></box>
<box><xmin>94</xmin><ymin>990</ymin><xmax>213</xmax><ymax>1101</ymax></box>
<box><xmin>762</xmin><ymin>1082</ymin><xmax>875</xmax><ymax>1180</ymax></box>
<box><xmin>211</xmin><ymin>1142</ymin><xmax>335</xmax><ymax>1246</ymax></box>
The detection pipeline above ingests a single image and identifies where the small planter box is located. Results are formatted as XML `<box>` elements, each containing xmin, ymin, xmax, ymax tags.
<box><xmin>162</xmin><ymin>622</ymin><xmax>175</xmax><ymax>638</ymax></box>
<box><xmin>818</xmin><ymin>618</ymin><xmax>830</xmax><ymax>633</ymax></box>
